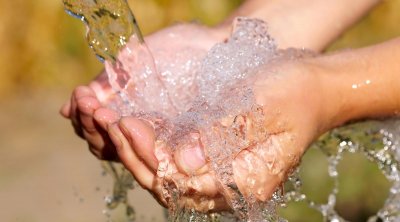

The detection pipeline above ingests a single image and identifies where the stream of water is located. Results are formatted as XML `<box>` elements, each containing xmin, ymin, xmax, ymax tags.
<box><xmin>63</xmin><ymin>1</ymin><xmax>400</xmax><ymax>221</ymax></box>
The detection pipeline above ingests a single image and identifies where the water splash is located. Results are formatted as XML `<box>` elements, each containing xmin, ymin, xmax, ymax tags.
<box><xmin>282</xmin><ymin>120</ymin><xmax>400</xmax><ymax>222</ymax></box>
<box><xmin>101</xmin><ymin>161</ymin><xmax>136</xmax><ymax>222</ymax></box>
<box><xmin>63</xmin><ymin>1</ymin><xmax>400</xmax><ymax>221</ymax></box>
<box><xmin>62</xmin><ymin>1</ymin><xmax>174</xmax><ymax>219</ymax></box>
<box><xmin>63</xmin><ymin>0</ymin><xmax>172</xmax><ymax>116</ymax></box>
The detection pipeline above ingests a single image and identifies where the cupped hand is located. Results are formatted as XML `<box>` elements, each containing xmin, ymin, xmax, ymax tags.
<box><xmin>60</xmin><ymin>74</ymin><xmax>119</xmax><ymax>160</ymax></box>
<box><xmin>60</xmin><ymin>23</ymin><xmax>227</xmax><ymax>161</ymax></box>
<box><xmin>232</xmin><ymin>60</ymin><xmax>327</xmax><ymax>201</ymax></box>
<box><xmin>104</xmin><ymin>59</ymin><xmax>334</xmax><ymax>211</ymax></box>
<box><xmin>62</xmin><ymin>21</ymin><xmax>333</xmax><ymax>212</ymax></box>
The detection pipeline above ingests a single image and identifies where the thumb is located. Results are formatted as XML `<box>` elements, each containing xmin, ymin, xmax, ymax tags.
<box><xmin>174</xmin><ymin>133</ymin><xmax>207</xmax><ymax>175</ymax></box>
<box><xmin>232</xmin><ymin>148</ymin><xmax>283</xmax><ymax>202</ymax></box>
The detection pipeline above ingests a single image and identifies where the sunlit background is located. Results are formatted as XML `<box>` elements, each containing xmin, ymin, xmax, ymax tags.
<box><xmin>0</xmin><ymin>0</ymin><xmax>399</xmax><ymax>221</ymax></box>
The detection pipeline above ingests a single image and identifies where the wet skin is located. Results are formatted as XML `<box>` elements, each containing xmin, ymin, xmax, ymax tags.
<box><xmin>61</xmin><ymin>24</ymin><xmax>231</xmax><ymax>210</ymax></box>
<box><xmin>61</xmin><ymin>0</ymin><xmax>388</xmax><ymax>212</ymax></box>
<box><xmin>61</xmin><ymin>36</ymin><xmax>400</xmax><ymax>211</ymax></box>
<box><xmin>61</xmin><ymin>35</ymin><xmax>328</xmax><ymax>211</ymax></box>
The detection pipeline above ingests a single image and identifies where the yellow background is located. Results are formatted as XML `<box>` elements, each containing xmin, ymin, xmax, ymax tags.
<box><xmin>0</xmin><ymin>0</ymin><xmax>399</xmax><ymax>221</ymax></box>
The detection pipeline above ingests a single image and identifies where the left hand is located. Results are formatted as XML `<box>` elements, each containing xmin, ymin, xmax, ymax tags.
<box><xmin>60</xmin><ymin>23</ymin><xmax>228</xmax><ymax>162</ymax></box>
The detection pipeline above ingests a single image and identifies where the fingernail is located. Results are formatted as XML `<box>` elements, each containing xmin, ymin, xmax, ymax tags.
<box><xmin>108</xmin><ymin>124</ymin><xmax>123</xmax><ymax>148</ymax></box>
<box><xmin>180</xmin><ymin>146</ymin><xmax>206</xmax><ymax>173</ymax></box>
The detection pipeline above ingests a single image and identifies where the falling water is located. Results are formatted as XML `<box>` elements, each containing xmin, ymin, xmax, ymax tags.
<box><xmin>63</xmin><ymin>1</ymin><xmax>400</xmax><ymax>221</ymax></box>
<box><xmin>63</xmin><ymin>0</ymin><xmax>144</xmax><ymax>62</ymax></box>
<box><xmin>63</xmin><ymin>1</ymin><xmax>145</xmax><ymax>221</ymax></box>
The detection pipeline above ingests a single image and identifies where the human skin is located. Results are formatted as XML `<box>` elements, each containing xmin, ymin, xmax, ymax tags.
<box><xmin>60</xmin><ymin>24</ymin><xmax>226</xmax><ymax>161</ymax></box>
<box><xmin>223</xmin><ymin>0</ymin><xmax>381</xmax><ymax>51</ymax></box>
<box><xmin>234</xmin><ymin>37</ymin><xmax>400</xmax><ymax>201</ymax></box>
<box><xmin>61</xmin><ymin>0</ymin><xmax>381</xmax><ymax>166</ymax></box>
<box><xmin>61</xmin><ymin>0</ymin><xmax>384</xmax><ymax>211</ymax></box>
<box><xmin>100</xmin><ymin>36</ymin><xmax>400</xmax><ymax>211</ymax></box>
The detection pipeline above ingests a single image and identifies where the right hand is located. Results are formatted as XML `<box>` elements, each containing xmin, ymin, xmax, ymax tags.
<box><xmin>102</xmin><ymin>59</ymin><xmax>339</xmax><ymax>211</ymax></box>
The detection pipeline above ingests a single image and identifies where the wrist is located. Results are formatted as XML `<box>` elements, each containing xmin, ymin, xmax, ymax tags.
<box><xmin>218</xmin><ymin>0</ymin><xmax>381</xmax><ymax>52</ymax></box>
<box><xmin>314</xmin><ymin>41</ymin><xmax>400</xmax><ymax>131</ymax></box>
<box><xmin>307</xmin><ymin>57</ymin><xmax>351</xmax><ymax>131</ymax></box>
<box><xmin>284</xmin><ymin>58</ymin><xmax>347</xmax><ymax>134</ymax></box>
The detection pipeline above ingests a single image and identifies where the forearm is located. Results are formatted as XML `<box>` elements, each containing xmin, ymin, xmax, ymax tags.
<box><xmin>317</xmin><ymin>37</ymin><xmax>400</xmax><ymax>129</ymax></box>
<box><xmin>219</xmin><ymin>0</ymin><xmax>381</xmax><ymax>51</ymax></box>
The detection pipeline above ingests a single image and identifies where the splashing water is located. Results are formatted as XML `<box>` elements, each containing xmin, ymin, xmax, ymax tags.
<box><xmin>101</xmin><ymin>161</ymin><xmax>136</xmax><ymax>222</ymax></box>
<box><xmin>63</xmin><ymin>1</ymin><xmax>400</xmax><ymax>221</ymax></box>
<box><xmin>284</xmin><ymin>120</ymin><xmax>400</xmax><ymax>222</ymax></box>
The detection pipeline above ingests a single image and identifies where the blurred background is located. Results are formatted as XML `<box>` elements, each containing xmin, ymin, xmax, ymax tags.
<box><xmin>0</xmin><ymin>0</ymin><xmax>399</xmax><ymax>221</ymax></box>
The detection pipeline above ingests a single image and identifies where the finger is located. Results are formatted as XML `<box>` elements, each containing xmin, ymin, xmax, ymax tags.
<box><xmin>233</xmin><ymin>149</ymin><xmax>272</xmax><ymax>201</ymax></box>
<box><xmin>89</xmin><ymin>71</ymin><xmax>113</xmax><ymax>103</ymax></box>
<box><xmin>173</xmin><ymin>133</ymin><xmax>207</xmax><ymax>175</ymax></box>
<box><xmin>70</xmin><ymin>89</ymin><xmax>82</xmax><ymax>137</ymax></box>
<box><xmin>75</xmin><ymin>85</ymin><xmax>97</xmax><ymax>98</ymax></box>
<box><xmin>77</xmin><ymin>96</ymin><xmax>101</xmax><ymax>132</ymax></box>
<box><xmin>178</xmin><ymin>195</ymin><xmax>229</xmax><ymax>213</ymax></box>
<box><xmin>233</xmin><ymin>138</ymin><xmax>286</xmax><ymax>202</ymax></box>
<box><xmin>75</xmin><ymin>87</ymin><xmax>102</xmax><ymax>150</ymax></box>
<box><xmin>60</xmin><ymin>101</ymin><xmax>71</xmax><ymax>118</ymax></box>
<box><xmin>70</xmin><ymin>86</ymin><xmax>94</xmax><ymax>137</ymax></box>
<box><xmin>108</xmin><ymin>123</ymin><xmax>156</xmax><ymax>190</ymax></box>
<box><xmin>119</xmin><ymin>117</ymin><xmax>159</xmax><ymax>172</ymax></box>
<box><xmin>167</xmin><ymin>172</ymin><xmax>229</xmax><ymax>212</ymax></box>
<box><xmin>75</xmin><ymin>107</ymin><xmax>120</xmax><ymax>160</ymax></box>
<box><xmin>93</xmin><ymin>107</ymin><xmax>120</xmax><ymax>130</ymax></box>
<box><xmin>78</xmin><ymin>105</ymin><xmax>119</xmax><ymax>160</ymax></box>
<box><xmin>92</xmin><ymin>70</ymin><xmax>110</xmax><ymax>87</ymax></box>
<box><xmin>83</xmin><ymin>129</ymin><xmax>120</xmax><ymax>161</ymax></box>
<box><xmin>108</xmin><ymin>123</ymin><xmax>167</xmax><ymax>207</ymax></box>
<box><xmin>87</xmin><ymin>143</ymin><xmax>119</xmax><ymax>161</ymax></box>
<box><xmin>183</xmin><ymin>173</ymin><xmax>220</xmax><ymax>197</ymax></box>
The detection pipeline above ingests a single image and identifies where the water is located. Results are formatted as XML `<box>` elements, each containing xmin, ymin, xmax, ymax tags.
<box><xmin>101</xmin><ymin>161</ymin><xmax>136</xmax><ymax>222</ymax></box>
<box><xmin>283</xmin><ymin>120</ymin><xmax>400</xmax><ymax>222</ymax></box>
<box><xmin>63</xmin><ymin>1</ymin><xmax>400</xmax><ymax>221</ymax></box>
<box><xmin>63</xmin><ymin>1</ymin><xmax>143</xmax><ymax>221</ymax></box>
<box><xmin>63</xmin><ymin>0</ymin><xmax>144</xmax><ymax>62</ymax></box>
